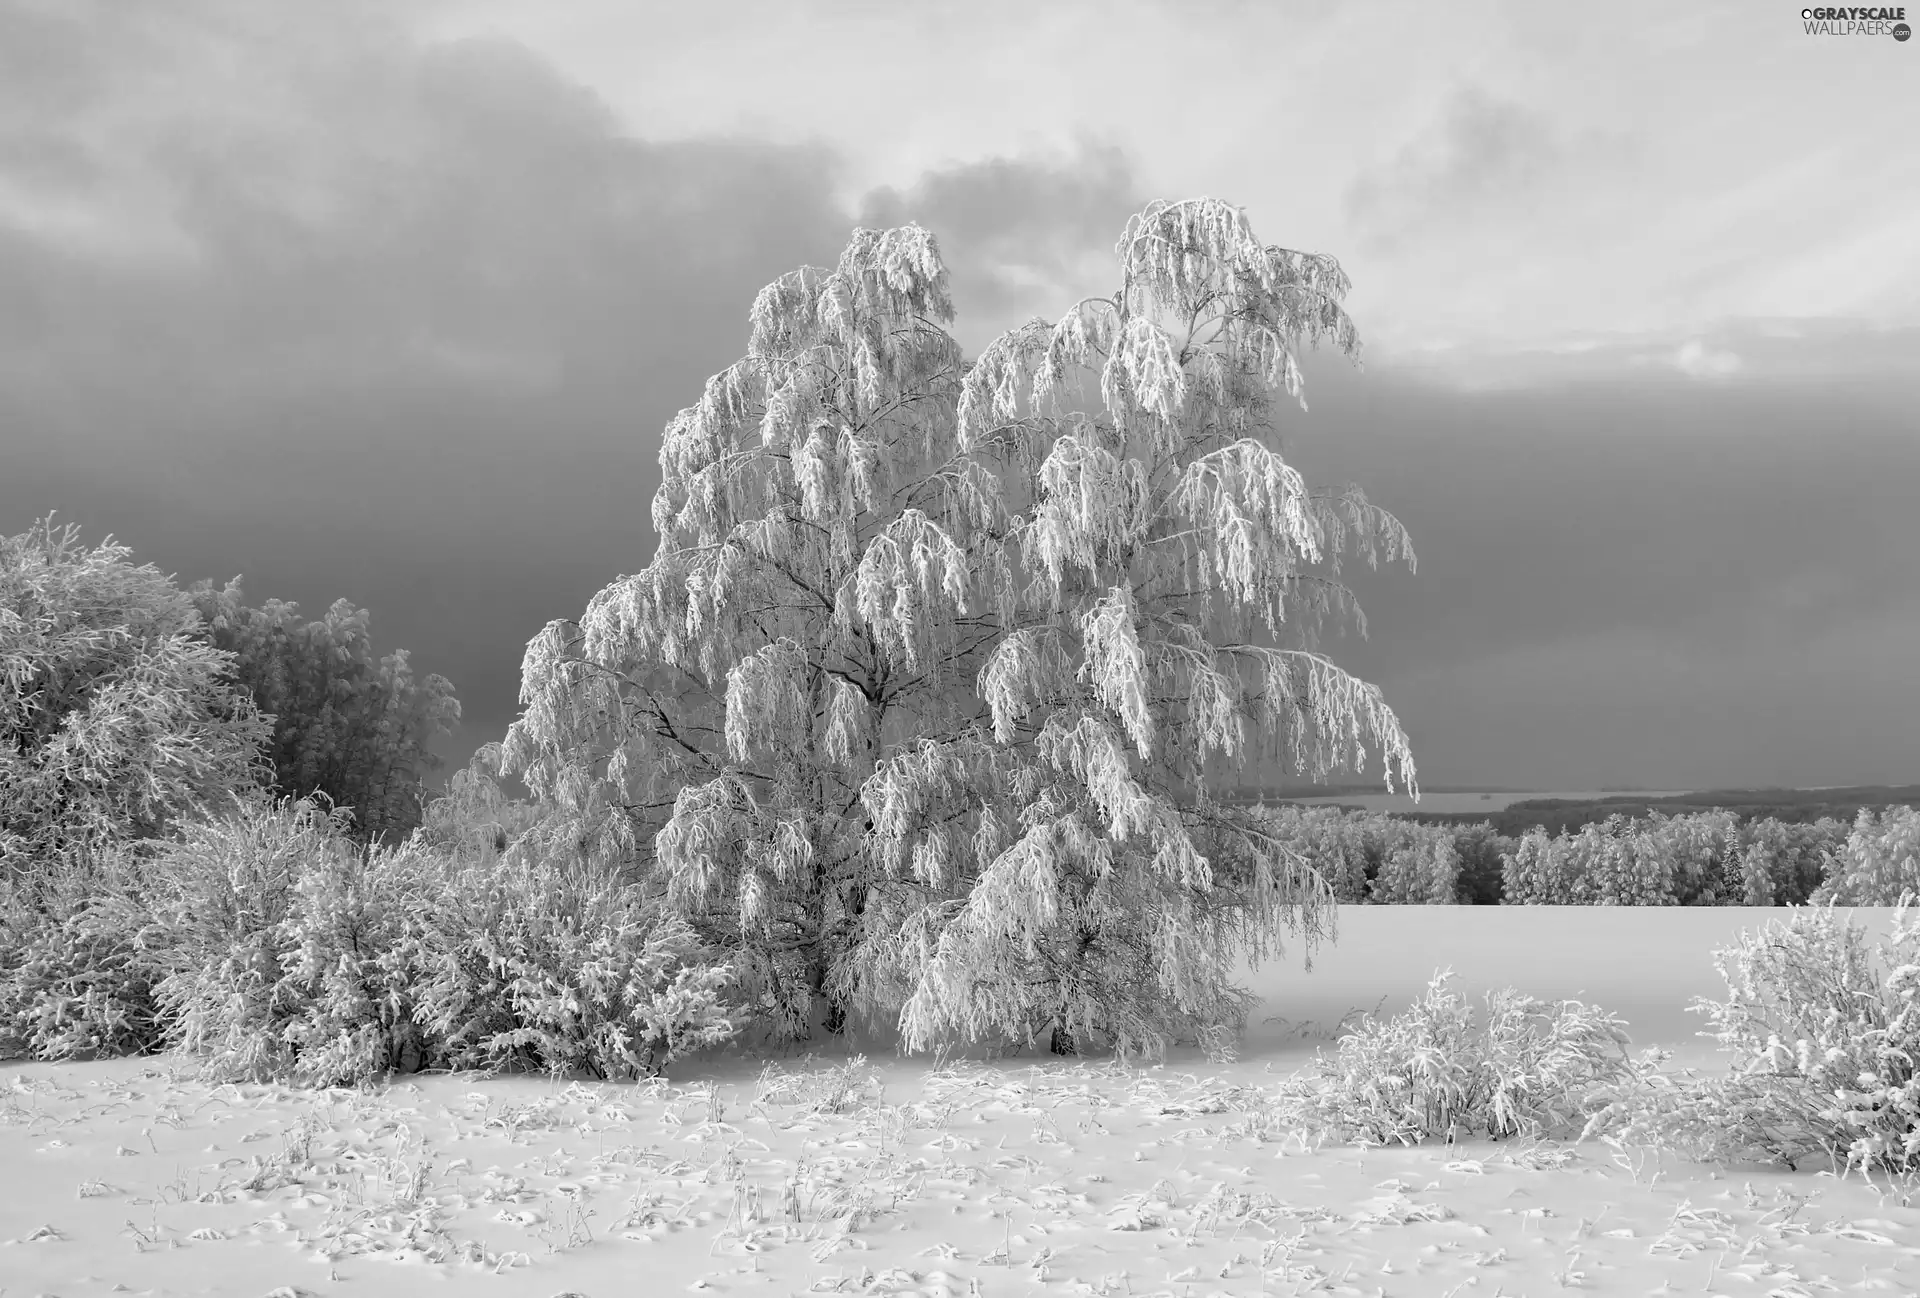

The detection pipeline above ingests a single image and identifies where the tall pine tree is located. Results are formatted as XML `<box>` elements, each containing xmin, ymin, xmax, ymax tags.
<box><xmin>499</xmin><ymin>198</ymin><xmax>1418</xmax><ymax>1059</ymax></box>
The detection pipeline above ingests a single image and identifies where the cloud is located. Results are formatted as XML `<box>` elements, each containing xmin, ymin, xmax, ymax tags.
<box><xmin>1376</xmin><ymin>319</ymin><xmax>1920</xmax><ymax>391</ymax></box>
<box><xmin>6</xmin><ymin>1</ymin><xmax>1916</xmax><ymax>794</ymax></box>
<box><xmin>425</xmin><ymin>1</ymin><xmax>1920</xmax><ymax>369</ymax></box>
<box><xmin>0</xmin><ymin>0</ymin><xmax>1167</xmax><ymax>784</ymax></box>
<box><xmin>1672</xmin><ymin>338</ymin><xmax>1742</xmax><ymax>379</ymax></box>
<box><xmin>0</xmin><ymin>0</ymin><xmax>866</xmax><ymax>781</ymax></box>
<box><xmin>0</xmin><ymin>8</ymin><xmax>865</xmax><ymax>394</ymax></box>
<box><xmin>1268</xmin><ymin>350</ymin><xmax>1920</xmax><ymax>679</ymax></box>
<box><xmin>1269</xmin><ymin>352</ymin><xmax>1920</xmax><ymax>790</ymax></box>
<box><xmin>856</xmin><ymin>135</ymin><xmax>1147</xmax><ymax>348</ymax></box>
<box><xmin>1344</xmin><ymin>88</ymin><xmax>1564</xmax><ymax>252</ymax></box>
<box><xmin>1375</xmin><ymin>602</ymin><xmax>1920</xmax><ymax>791</ymax></box>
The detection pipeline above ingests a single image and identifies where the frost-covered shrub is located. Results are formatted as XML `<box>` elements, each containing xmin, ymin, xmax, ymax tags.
<box><xmin>407</xmin><ymin>750</ymin><xmax>738</xmax><ymax>1078</ymax></box>
<box><xmin>0</xmin><ymin>856</ymin><xmax>161</xmax><ymax>1060</ymax></box>
<box><xmin>0</xmin><ymin>765</ymin><xmax>742</xmax><ymax>1083</ymax></box>
<box><xmin>134</xmin><ymin>786</ymin><xmax>738</xmax><ymax>1085</ymax></box>
<box><xmin>1258</xmin><ymin>969</ymin><xmax>1646</xmax><ymax>1146</ymax></box>
<box><xmin>1</xmin><ymin>515</ymin><xmax>273</xmax><ymax>879</ymax></box>
<box><xmin>411</xmin><ymin>855</ymin><xmax>738</xmax><ymax>1080</ymax></box>
<box><xmin>1811</xmin><ymin>806</ymin><xmax>1920</xmax><ymax>906</ymax></box>
<box><xmin>1579</xmin><ymin>896</ymin><xmax>1920</xmax><ymax>1177</ymax></box>
<box><xmin>141</xmin><ymin>793</ymin><xmax>358</xmax><ymax>1080</ymax></box>
<box><xmin>271</xmin><ymin>834</ymin><xmax>445</xmax><ymax>1087</ymax></box>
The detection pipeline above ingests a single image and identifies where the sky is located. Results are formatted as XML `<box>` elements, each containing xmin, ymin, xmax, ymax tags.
<box><xmin>3</xmin><ymin>0</ymin><xmax>1917</xmax><ymax>796</ymax></box>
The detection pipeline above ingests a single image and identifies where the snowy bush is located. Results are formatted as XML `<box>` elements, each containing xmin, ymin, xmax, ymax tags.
<box><xmin>1579</xmin><ymin>895</ymin><xmax>1920</xmax><ymax>1177</ymax></box>
<box><xmin>411</xmin><ymin>853</ymin><xmax>738</xmax><ymax>1080</ymax></box>
<box><xmin>1</xmin><ymin>514</ymin><xmax>273</xmax><ymax>880</ymax></box>
<box><xmin>132</xmin><ymin>786</ymin><xmax>737</xmax><ymax>1085</ymax></box>
<box><xmin>141</xmin><ymin>793</ymin><xmax>355</xmax><ymax>1080</ymax></box>
<box><xmin>1257</xmin><ymin>969</ymin><xmax>1646</xmax><ymax>1146</ymax></box>
<box><xmin>407</xmin><ymin>747</ymin><xmax>739</xmax><ymax>1078</ymax></box>
<box><xmin>0</xmin><ymin>856</ymin><xmax>161</xmax><ymax>1060</ymax></box>
<box><xmin>270</xmin><ymin>832</ymin><xmax>445</xmax><ymax>1086</ymax></box>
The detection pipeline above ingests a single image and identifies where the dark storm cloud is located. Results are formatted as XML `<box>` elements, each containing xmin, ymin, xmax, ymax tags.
<box><xmin>0</xmin><ymin>1</ymin><xmax>861</xmax><ymax>782</ymax></box>
<box><xmin>0</xmin><ymin>3</ymin><xmax>1154</xmax><ymax>786</ymax></box>
<box><xmin>1271</xmin><ymin>354</ymin><xmax>1920</xmax><ymax>788</ymax></box>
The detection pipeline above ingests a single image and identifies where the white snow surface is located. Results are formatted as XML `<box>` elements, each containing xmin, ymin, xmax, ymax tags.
<box><xmin>4</xmin><ymin>904</ymin><xmax>1918</xmax><ymax>1296</ymax></box>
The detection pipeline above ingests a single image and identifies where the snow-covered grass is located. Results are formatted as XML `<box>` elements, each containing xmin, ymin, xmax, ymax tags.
<box><xmin>6</xmin><ymin>903</ymin><xmax>1920</xmax><ymax>1296</ymax></box>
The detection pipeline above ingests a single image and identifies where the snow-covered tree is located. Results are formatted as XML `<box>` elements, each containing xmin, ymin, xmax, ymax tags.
<box><xmin>184</xmin><ymin>579</ymin><xmax>463</xmax><ymax>852</ymax></box>
<box><xmin>1</xmin><ymin>516</ymin><xmax>273</xmax><ymax>886</ymax></box>
<box><xmin>499</xmin><ymin>198</ymin><xmax>1418</xmax><ymax>1059</ymax></box>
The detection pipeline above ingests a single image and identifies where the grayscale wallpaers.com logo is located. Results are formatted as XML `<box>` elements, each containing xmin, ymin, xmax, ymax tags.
<box><xmin>1802</xmin><ymin>6</ymin><xmax>1911</xmax><ymax>37</ymax></box>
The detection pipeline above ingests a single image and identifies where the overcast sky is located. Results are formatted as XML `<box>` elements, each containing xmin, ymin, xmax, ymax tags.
<box><xmin>4</xmin><ymin>0</ymin><xmax>1917</xmax><ymax>795</ymax></box>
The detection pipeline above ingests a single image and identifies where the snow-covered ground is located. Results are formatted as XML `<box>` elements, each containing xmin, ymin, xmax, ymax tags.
<box><xmin>5</xmin><ymin>905</ymin><xmax>1917</xmax><ymax>1296</ymax></box>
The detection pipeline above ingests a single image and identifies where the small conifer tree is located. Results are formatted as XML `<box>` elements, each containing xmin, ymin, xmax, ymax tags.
<box><xmin>500</xmin><ymin>198</ymin><xmax>1417</xmax><ymax>1059</ymax></box>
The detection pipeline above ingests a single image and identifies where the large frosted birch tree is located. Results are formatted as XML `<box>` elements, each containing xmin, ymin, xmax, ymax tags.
<box><xmin>499</xmin><ymin>198</ymin><xmax>1418</xmax><ymax>1059</ymax></box>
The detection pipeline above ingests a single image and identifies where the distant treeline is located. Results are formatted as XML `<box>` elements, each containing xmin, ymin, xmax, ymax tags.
<box><xmin>1248</xmin><ymin>785</ymin><xmax>1920</xmax><ymax>840</ymax></box>
<box><xmin>1253</xmin><ymin>802</ymin><xmax>1920</xmax><ymax>907</ymax></box>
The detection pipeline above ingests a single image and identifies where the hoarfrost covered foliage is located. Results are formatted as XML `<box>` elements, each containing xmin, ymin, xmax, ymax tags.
<box><xmin>1254</xmin><ymin>806</ymin><xmax>1461</xmax><ymax>905</ymax></box>
<box><xmin>1255</xmin><ymin>969</ymin><xmax>1643</xmax><ymax>1147</ymax></box>
<box><xmin>1500</xmin><ymin>809</ymin><xmax>1844</xmax><ymax>908</ymax></box>
<box><xmin>499</xmin><ymin>198</ymin><xmax>1419</xmax><ymax>1060</ymax></box>
<box><xmin>1</xmin><ymin>787</ymin><xmax>738</xmax><ymax>1085</ymax></box>
<box><xmin>1812</xmin><ymin>806</ymin><xmax>1920</xmax><ymax>907</ymax></box>
<box><xmin>1</xmin><ymin>515</ymin><xmax>273</xmax><ymax>883</ymax></box>
<box><xmin>0</xmin><ymin>853</ymin><xmax>160</xmax><ymax>1061</ymax></box>
<box><xmin>1252</xmin><ymin>901</ymin><xmax>1920</xmax><ymax>1176</ymax></box>
<box><xmin>1579</xmin><ymin>895</ymin><xmax>1920</xmax><ymax>1178</ymax></box>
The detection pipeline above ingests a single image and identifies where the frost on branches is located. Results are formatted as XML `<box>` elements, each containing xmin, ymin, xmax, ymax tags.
<box><xmin>499</xmin><ymin>198</ymin><xmax>1418</xmax><ymax>1061</ymax></box>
